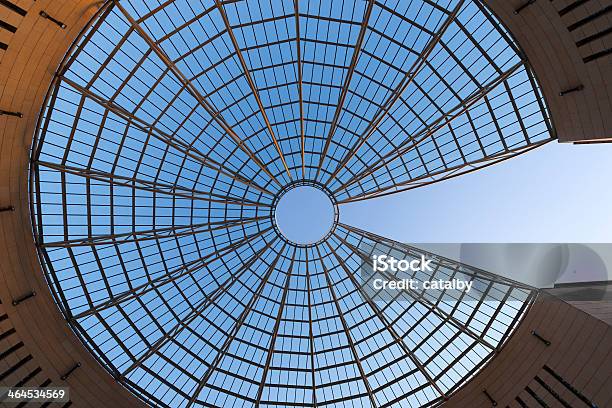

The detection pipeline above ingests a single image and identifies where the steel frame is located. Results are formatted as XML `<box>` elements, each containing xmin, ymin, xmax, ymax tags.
<box><xmin>28</xmin><ymin>0</ymin><xmax>552</xmax><ymax>407</ymax></box>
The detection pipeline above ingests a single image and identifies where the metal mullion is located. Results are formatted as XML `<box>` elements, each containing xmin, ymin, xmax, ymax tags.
<box><xmin>255</xmin><ymin>247</ymin><xmax>296</xmax><ymax>406</ymax></box>
<box><xmin>80</xmin><ymin>109</ymin><xmax>114</xmax><ymax>306</ymax></box>
<box><xmin>315</xmin><ymin>0</ymin><xmax>375</xmax><ymax>181</ymax></box>
<box><xmin>408</xmin><ymin>282</ymin><xmax>471</xmax><ymax>359</ymax></box>
<box><xmin>366</xmin><ymin>26</ymin><xmax>420</xmax><ymax>59</ymax></box>
<box><xmin>114</xmin><ymin>0</ymin><xmax>284</xmax><ymax>189</ymax></box>
<box><xmin>154</xmin><ymin>350</ymin><xmax>202</xmax><ymax>384</ymax></box>
<box><xmin>255</xmin><ymin>0</ymin><xmax>298</xmax><ymax>180</ymax></box>
<box><xmin>61</xmin><ymin>77</ymin><xmax>271</xmax><ymax>196</ymax></box>
<box><xmin>150</xmin><ymin>231</ymin><xmax>204</xmax><ymax>325</ymax></box>
<box><xmin>359</xmin><ymin>49</ymin><xmax>412</xmax><ymax>80</ymax></box>
<box><xmin>463</xmin><ymin>280</ymin><xmax>495</xmax><ymax>332</ymax></box>
<box><xmin>374</xmin><ymin>48</ymin><xmax>480</xmax><ymax>160</ymax></box>
<box><xmin>115</xmin><ymin>299</ymin><xmax>156</xmax><ymax>351</ymax></box>
<box><xmin>453</xmin><ymin>18</ymin><xmax>503</xmax><ymax>75</ymax></box>
<box><xmin>185</xmin><ymin>242</ymin><xmax>288</xmax><ymax>407</ymax></box>
<box><xmin>85</xmin><ymin>26</ymin><xmax>136</xmax><ymax>91</ymax></box>
<box><xmin>333</xmin><ymin>59</ymin><xmax>523</xmax><ymax>197</ymax></box>
<box><xmin>383</xmin><ymin>263</ymin><xmax>460</xmax><ymax>345</ymax></box>
<box><xmin>524</xmin><ymin>64</ymin><xmax>556</xmax><ymax>138</ymax></box>
<box><xmin>72</xmin><ymin>226</ymin><xmax>274</xmax><ymax>321</ymax></box>
<box><xmin>135</xmin><ymin>0</ymin><xmax>179</xmax><ymax>24</ymax></box>
<box><xmin>349</xmin><ymin>227</ymin><xmax>534</xmax><ymax>290</ymax></box>
<box><xmin>408</xmin><ymin>82</ymin><xmax>450</xmax><ymax>171</ymax></box>
<box><xmin>42</xmin><ymin>216</ymin><xmax>264</xmax><ymax>248</ymax></box>
<box><xmin>215</xmin><ymin>0</ymin><xmax>293</xmax><ymax>180</ymax></box>
<box><xmin>324</xmin><ymin>0</ymin><xmax>465</xmax><ymax>187</ymax></box>
<box><xmin>427</xmin><ymin>333</ymin><xmax>478</xmax><ymax>377</ymax></box>
<box><xmin>367</xmin><ymin>350</ymin><xmax>419</xmax><ymax>381</ymax></box>
<box><xmin>143</xmin><ymin>73</ymin><xmax>195</xmax><ymax>137</ymax></box>
<box><xmin>120</xmin><ymin>235</ymin><xmax>278</xmax><ymax>379</ymax></box>
<box><xmin>303</xmin><ymin>36</ymin><xmax>357</xmax><ymax>50</ymax></box>
<box><xmin>313</xmin><ymin>245</ymin><xmax>379</xmax><ymax>408</ymax></box>
<box><xmin>227</xmin><ymin>12</ymin><xmax>293</xmax><ymax>30</ymax></box>
<box><xmin>294</xmin><ymin>0</ymin><xmax>305</xmax><ymax>178</ymax></box>
<box><xmin>373</xmin><ymin>2</ymin><xmax>437</xmax><ymax>36</ymax></box>
<box><xmin>496</xmin><ymin>290</ymin><xmax>537</xmax><ymax>347</ymax></box>
<box><xmin>502</xmin><ymin>78</ymin><xmax>531</xmax><ymax>144</ymax></box>
<box><xmin>174</xmin><ymin>30</ymin><xmax>227</xmax><ymax>65</ymax></box>
<box><xmin>57</xmin><ymin>1</ymin><xmax>115</xmax><ymax>79</ymax></box>
<box><xmin>137</xmin><ymin>363</ymin><xmax>191</xmax><ymax>401</ymax></box>
<box><xmin>32</xmin><ymin>76</ymin><xmax>64</xmax><ymax>161</ymax></box>
<box><xmin>328</xmin><ymin>234</ymin><xmax>448</xmax><ymax>400</ymax></box>
<box><xmin>471</xmin><ymin>0</ymin><xmax>522</xmax><ymax>57</ymax></box>
<box><xmin>478</xmin><ymin>286</ymin><xmax>514</xmax><ymax>340</ymax></box>
<box><xmin>60</xmin><ymin>93</ymin><xmax>88</xmax><ymax>167</ymax></box>
<box><xmin>337</xmin><ymin>224</ymin><xmax>499</xmax><ymax>351</ymax></box>
<box><xmin>341</xmin><ymin>85</ymin><xmax>427</xmax><ymax>183</ymax></box>
<box><xmin>338</xmin><ymin>138</ymin><xmax>550</xmax><ymax>202</ymax></box>
<box><xmin>38</xmin><ymin>161</ymin><xmax>266</xmax><ymax>208</ymax></box>
<box><xmin>93</xmin><ymin>312</ymin><xmax>139</xmax><ymax>365</ymax></box>
<box><xmin>171</xmin><ymin>334</ymin><xmax>266</xmax><ymax>372</ymax></box>
<box><xmin>154</xmin><ymin>4</ymin><xmax>218</xmax><ymax>44</ymax></box>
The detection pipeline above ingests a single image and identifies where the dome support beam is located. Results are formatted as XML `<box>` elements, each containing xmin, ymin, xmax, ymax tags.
<box><xmin>214</xmin><ymin>0</ymin><xmax>294</xmax><ymax>181</ymax></box>
<box><xmin>293</xmin><ymin>0</ymin><xmax>305</xmax><ymax>179</ymax></box>
<box><xmin>315</xmin><ymin>245</ymin><xmax>380</xmax><ymax>408</ymax></box>
<box><xmin>254</xmin><ymin>247</ymin><xmax>297</xmax><ymax>406</ymax></box>
<box><xmin>332</xmin><ymin>59</ymin><xmax>527</xmax><ymax>198</ymax></box>
<box><xmin>120</xmin><ymin>236</ymin><xmax>280</xmax><ymax>379</ymax></box>
<box><xmin>324</xmin><ymin>239</ymin><xmax>447</xmax><ymax>402</ymax></box>
<box><xmin>323</xmin><ymin>0</ymin><xmax>465</xmax><ymax>188</ymax></box>
<box><xmin>112</xmin><ymin>0</ymin><xmax>284</xmax><ymax>189</ymax></box>
<box><xmin>70</xmin><ymin>227</ymin><xmax>275</xmax><ymax>321</ymax></box>
<box><xmin>36</xmin><ymin>160</ymin><xmax>271</xmax><ymax>207</ymax></box>
<box><xmin>315</xmin><ymin>0</ymin><xmax>375</xmax><ymax>182</ymax></box>
<box><xmin>55</xmin><ymin>75</ymin><xmax>273</xmax><ymax>197</ymax></box>
<box><xmin>185</xmin><ymin>242</ymin><xmax>288</xmax><ymax>407</ymax></box>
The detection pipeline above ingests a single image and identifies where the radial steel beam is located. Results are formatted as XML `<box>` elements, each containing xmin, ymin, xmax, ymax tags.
<box><xmin>254</xmin><ymin>248</ymin><xmax>296</xmax><ymax>406</ymax></box>
<box><xmin>337</xmin><ymin>138</ymin><xmax>551</xmax><ymax>203</ymax></box>
<box><xmin>294</xmin><ymin>0</ymin><xmax>305</xmax><ymax>179</ymax></box>
<box><xmin>337</xmin><ymin>223</ymin><xmax>534</xmax><ymax>350</ymax></box>
<box><xmin>343</xmin><ymin>223</ymin><xmax>535</xmax><ymax>291</ymax></box>
<box><xmin>324</xmin><ymin>0</ymin><xmax>465</xmax><ymax>188</ymax></box>
<box><xmin>113</xmin><ymin>0</ymin><xmax>284</xmax><ymax>189</ymax></box>
<box><xmin>314</xmin><ymin>245</ymin><xmax>379</xmax><ymax>408</ymax></box>
<box><xmin>324</xmin><ymin>239</ymin><xmax>447</xmax><ymax>401</ymax></box>
<box><xmin>185</xmin><ymin>243</ymin><xmax>288</xmax><ymax>407</ymax></box>
<box><xmin>36</xmin><ymin>161</ymin><xmax>269</xmax><ymax>208</ymax></box>
<box><xmin>120</xmin><ymin>236</ymin><xmax>279</xmax><ymax>378</ymax></box>
<box><xmin>59</xmin><ymin>76</ymin><xmax>273</xmax><ymax>197</ymax></box>
<box><xmin>336</xmin><ymin>232</ymin><xmax>498</xmax><ymax>352</ymax></box>
<box><xmin>71</xmin><ymin>227</ymin><xmax>274</xmax><ymax>321</ymax></box>
<box><xmin>214</xmin><ymin>0</ymin><xmax>293</xmax><ymax>181</ymax></box>
<box><xmin>304</xmin><ymin>249</ymin><xmax>318</xmax><ymax>407</ymax></box>
<box><xmin>332</xmin><ymin>60</ymin><xmax>525</xmax><ymax>196</ymax></box>
<box><xmin>41</xmin><ymin>216</ymin><xmax>264</xmax><ymax>248</ymax></box>
<box><xmin>315</xmin><ymin>0</ymin><xmax>375</xmax><ymax>182</ymax></box>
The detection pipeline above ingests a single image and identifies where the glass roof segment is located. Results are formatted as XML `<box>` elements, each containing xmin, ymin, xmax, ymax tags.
<box><xmin>29</xmin><ymin>0</ymin><xmax>552</xmax><ymax>407</ymax></box>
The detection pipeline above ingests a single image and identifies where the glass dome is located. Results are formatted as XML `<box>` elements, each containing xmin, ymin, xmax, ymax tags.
<box><xmin>30</xmin><ymin>0</ymin><xmax>552</xmax><ymax>406</ymax></box>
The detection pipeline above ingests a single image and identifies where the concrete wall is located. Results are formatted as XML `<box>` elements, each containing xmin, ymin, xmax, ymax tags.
<box><xmin>0</xmin><ymin>1</ymin><xmax>144</xmax><ymax>406</ymax></box>
<box><xmin>445</xmin><ymin>292</ymin><xmax>612</xmax><ymax>407</ymax></box>
<box><xmin>484</xmin><ymin>0</ymin><xmax>612</xmax><ymax>142</ymax></box>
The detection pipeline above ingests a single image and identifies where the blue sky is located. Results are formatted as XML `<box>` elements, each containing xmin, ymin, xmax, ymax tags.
<box><xmin>341</xmin><ymin>141</ymin><xmax>612</xmax><ymax>243</ymax></box>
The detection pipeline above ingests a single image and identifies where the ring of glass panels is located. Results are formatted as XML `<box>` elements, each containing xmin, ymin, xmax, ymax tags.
<box><xmin>30</xmin><ymin>0</ymin><xmax>553</xmax><ymax>406</ymax></box>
